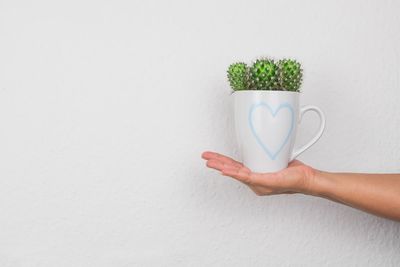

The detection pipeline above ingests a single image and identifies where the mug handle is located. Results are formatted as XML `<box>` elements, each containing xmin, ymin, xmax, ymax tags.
<box><xmin>290</xmin><ymin>105</ymin><xmax>326</xmax><ymax>161</ymax></box>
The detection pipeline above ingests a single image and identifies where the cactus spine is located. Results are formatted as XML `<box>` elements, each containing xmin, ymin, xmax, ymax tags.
<box><xmin>277</xmin><ymin>59</ymin><xmax>302</xmax><ymax>92</ymax></box>
<box><xmin>249</xmin><ymin>59</ymin><xmax>279</xmax><ymax>90</ymax></box>
<box><xmin>227</xmin><ymin>62</ymin><xmax>248</xmax><ymax>91</ymax></box>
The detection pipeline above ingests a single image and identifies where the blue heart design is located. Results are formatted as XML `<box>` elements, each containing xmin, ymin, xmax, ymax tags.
<box><xmin>248</xmin><ymin>102</ymin><xmax>294</xmax><ymax>160</ymax></box>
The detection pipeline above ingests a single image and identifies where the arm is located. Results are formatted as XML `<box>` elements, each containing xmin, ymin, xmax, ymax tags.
<box><xmin>313</xmin><ymin>171</ymin><xmax>400</xmax><ymax>221</ymax></box>
<box><xmin>202</xmin><ymin>151</ymin><xmax>400</xmax><ymax>221</ymax></box>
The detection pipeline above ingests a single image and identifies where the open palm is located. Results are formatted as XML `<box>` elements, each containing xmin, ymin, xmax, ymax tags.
<box><xmin>201</xmin><ymin>151</ymin><xmax>316</xmax><ymax>195</ymax></box>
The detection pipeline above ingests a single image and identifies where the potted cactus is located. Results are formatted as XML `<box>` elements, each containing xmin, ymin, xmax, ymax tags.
<box><xmin>228</xmin><ymin>58</ymin><xmax>302</xmax><ymax>92</ymax></box>
<box><xmin>228</xmin><ymin>57</ymin><xmax>326</xmax><ymax>172</ymax></box>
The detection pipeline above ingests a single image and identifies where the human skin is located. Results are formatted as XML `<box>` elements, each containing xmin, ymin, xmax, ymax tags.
<box><xmin>201</xmin><ymin>151</ymin><xmax>400</xmax><ymax>221</ymax></box>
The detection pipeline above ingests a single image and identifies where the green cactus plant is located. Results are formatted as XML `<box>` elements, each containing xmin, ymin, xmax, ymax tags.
<box><xmin>249</xmin><ymin>59</ymin><xmax>279</xmax><ymax>90</ymax></box>
<box><xmin>227</xmin><ymin>62</ymin><xmax>248</xmax><ymax>91</ymax></box>
<box><xmin>277</xmin><ymin>59</ymin><xmax>302</xmax><ymax>92</ymax></box>
<box><xmin>226</xmin><ymin>57</ymin><xmax>303</xmax><ymax>92</ymax></box>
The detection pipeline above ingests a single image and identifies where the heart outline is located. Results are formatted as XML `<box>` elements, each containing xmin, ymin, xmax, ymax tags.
<box><xmin>248</xmin><ymin>102</ymin><xmax>294</xmax><ymax>160</ymax></box>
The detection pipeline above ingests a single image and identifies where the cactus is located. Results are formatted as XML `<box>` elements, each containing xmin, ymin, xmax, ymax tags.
<box><xmin>227</xmin><ymin>57</ymin><xmax>303</xmax><ymax>92</ymax></box>
<box><xmin>249</xmin><ymin>59</ymin><xmax>279</xmax><ymax>90</ymax></box>
<box><xmin>227</xmin><ymin>62</ymin><xmax>248</xmax><ymax>91</ymax></box>
<box><xmin>277</xmin><ymin>59</ymin><xmax>302</xmax><ymax>92</ymax></box>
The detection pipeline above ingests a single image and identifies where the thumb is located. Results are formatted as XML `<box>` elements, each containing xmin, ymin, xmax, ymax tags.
<box><xmin>288</xmin><ymin>160</ymin><xmax>304</xmax><ymax>167</ymax></box>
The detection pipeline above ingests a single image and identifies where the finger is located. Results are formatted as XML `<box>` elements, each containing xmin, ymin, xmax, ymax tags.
<box><xmin>202</xmin><ymin>151</ymin><xmax>243</xmax><ymax>168</ymax></box>
<box><xmin>222</xmin><ymin>164</ymin><xmax>251</xmax><ymax>175</ymax></box>
<box><xmin>221</xmin><ymin>167</ymin><xmax>253</xmax><ymax>184</ymax></box>
<box><xmin>222</xmin><ymin>164</ymin><xmax>251</xmax><ymax>174</ymax></box>
<box><xmin>245</xmin><ymin>172</ymin><xmax>283</xmax><ymax>187</ymax></box>
<box><xmin>206</xmin><ymin>159</ymin><xmax>238</xmax><ymax>172</ymax></box>
<box><xmin>202</xmin><ymin>151</ymin><xmax>243</xmax><ymax>167</ymax></box>
<box><xmin>201</xmin><ymin>151</ymin><xmax>220</xmax><ymax>159</ymax></box>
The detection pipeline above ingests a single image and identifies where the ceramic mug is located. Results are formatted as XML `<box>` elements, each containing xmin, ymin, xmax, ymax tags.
<box><xmin>233</xmin><ymin>91</ymin><xmax>325</xmax><ymax>173</ymax></box>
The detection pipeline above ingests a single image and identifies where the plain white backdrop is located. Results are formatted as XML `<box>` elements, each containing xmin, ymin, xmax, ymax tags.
<box><xmin>0</xmin><ymin>0</ymin><xmax>399</xmax><ymax>266</ymax></box>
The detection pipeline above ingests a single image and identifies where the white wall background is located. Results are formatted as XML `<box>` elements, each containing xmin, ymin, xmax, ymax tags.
<box><xmin>0</xmin><ymin>0</ymin><xmax>399</xmax><ymax>266</ymax></box>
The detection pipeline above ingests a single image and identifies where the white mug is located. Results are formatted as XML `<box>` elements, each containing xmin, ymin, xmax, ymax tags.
<box><xmin>233</xmin><ymin>91</ymin><xmax>325</xmax><ymax>173</ymax></box>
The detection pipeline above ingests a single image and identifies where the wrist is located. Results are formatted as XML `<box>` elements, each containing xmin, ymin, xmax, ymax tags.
<box><xmin>293</xmin><ymin>165</ymin><xmax>321</xmax><ymax>195</ymax></box>
<box><xmin>308</xmin><ymin>169</ymin><xmax>337</xmax><ymax>198</ymax></box>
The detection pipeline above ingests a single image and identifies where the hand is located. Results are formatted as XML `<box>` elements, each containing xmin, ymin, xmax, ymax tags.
<box><xmin>201</xmin><ymin>151</ymin><xmax>317</xmax><ymax>196</ymax></box>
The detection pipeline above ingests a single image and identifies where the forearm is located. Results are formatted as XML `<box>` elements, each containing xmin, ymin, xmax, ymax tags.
<box><xmin>310</xmin><ymin>170</ymin><xmax>400</xmax><ymax>221</ymax></box>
